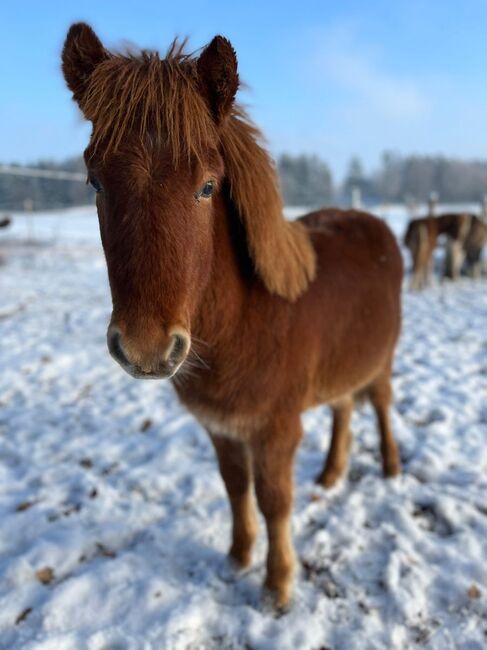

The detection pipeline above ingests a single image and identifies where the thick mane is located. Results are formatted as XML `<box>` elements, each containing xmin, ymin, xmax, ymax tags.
<box><xmin>220</xmin><ymin>109</ymin><xmax>316</xmax><ymax>300</ymax></box>
<box><xmin>82</xmin><ymin>42</ymin><xmax>316</xmax><ymax>300</ymax></box>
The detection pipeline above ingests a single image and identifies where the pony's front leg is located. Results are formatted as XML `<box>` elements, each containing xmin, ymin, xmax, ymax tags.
<box><xmin>250</xmin><ymin>415</ymin><xmax>302</xmax><ymax>609</ymax></box>
<box><xmin>209</xmin><ymin>433</ymin><xmax>258</xmax><ymax>568</ymax></box>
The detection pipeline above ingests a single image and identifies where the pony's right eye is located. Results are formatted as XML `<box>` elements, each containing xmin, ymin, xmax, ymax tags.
<box><xmin>88</xmin><ymin>176</ymin><xmax>103</xmax><ymax>193</ymax></box>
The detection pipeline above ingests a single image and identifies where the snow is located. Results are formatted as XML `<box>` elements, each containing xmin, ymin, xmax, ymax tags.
<box><xmin>0</xmin><ymin>207</ymin><xmax>486</xmax><ymax>649</ymax></box>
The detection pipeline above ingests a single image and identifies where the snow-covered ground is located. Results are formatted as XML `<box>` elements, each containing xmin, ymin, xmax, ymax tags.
<box><xmin>0</xmin><ymin>208</ymin><xmax>486</xmax><ymax>650</ymax></box>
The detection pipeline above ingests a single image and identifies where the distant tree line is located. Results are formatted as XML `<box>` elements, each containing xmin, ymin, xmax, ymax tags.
<box><xmin>373</xmin><ymin>152</ymin><xmax>487</xmax><ymax>204</ymax></box>
<box><xmin>2</xmin><ymin>151</ymin><xmax>487</xmax><ymax>211</ymax></box>
<box><xmin>277</xmin><ymin>154</ymin><xmax>334</xmax><ymax>207</ymax></box>
<box><xmin>280</xmin><ymin>152</ymin><xmax>487</xmax><ymax>207</ymax></box>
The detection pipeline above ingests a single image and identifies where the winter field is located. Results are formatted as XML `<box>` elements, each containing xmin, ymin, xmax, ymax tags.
<box><xmin>0</xmin><ymin>207</ymin><xmax>486</xmax><ymax>650</ymax></box>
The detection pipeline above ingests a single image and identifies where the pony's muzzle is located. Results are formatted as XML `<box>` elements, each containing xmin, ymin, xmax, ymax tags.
<box><xmin>107</xmin><ymin>325</ymin><xmax>190</xmax><ymax>379</ymax></box>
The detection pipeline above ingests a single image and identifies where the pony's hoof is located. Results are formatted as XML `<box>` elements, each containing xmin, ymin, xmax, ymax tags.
<box><xmin>228</xmin><ymin>547</ymin><xmax>252</xmax><ymax>570</ymax></box>
<box><xmin>315</xmin><ymin>468</ymin><xmax>342</xmax><ymax>489</ymax></box>
<box><xmin>383</xmin><ymin>461</ymin><xmax>401</xmax><ymax>478</ymax></box>
<box><xmin>262</xmin><ymin>585</ymin><xmax>291</xmax><ymax>614</ymax></box>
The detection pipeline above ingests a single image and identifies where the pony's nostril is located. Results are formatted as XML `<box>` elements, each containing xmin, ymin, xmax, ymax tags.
<box><xmin>166</xmin><ymin>331</ymin><xmax>190</xmax><ymax>367</ymax></box>
<box><xmin>107</xmin><ymin>328</ymin><xmax>129</xmax><ymax>366</ymax></box>
<box><xmin>172</xmin><ymin>335</ymin><xmax>186</xmax><ymax>359</ymax></box>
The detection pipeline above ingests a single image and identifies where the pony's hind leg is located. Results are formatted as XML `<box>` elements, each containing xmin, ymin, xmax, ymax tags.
<box><xmin>315</xmin><ymin>396</ymin><xmax>353</xmax><ymax>488</ymax></box>
<box><xmin>368</xmin><ymin>371</ymin><xmax>401</xmax><ymax>478</ymax></box>
<box><xmin>209</xmin><ymin>433</ymin><xmax>258</xmax><ymax>568</ymax></box>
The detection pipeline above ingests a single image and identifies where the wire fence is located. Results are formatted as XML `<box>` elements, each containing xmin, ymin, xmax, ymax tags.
<box><xmin>0</xmin><ymin>165</ymin><xmax>86</xmax><ymax>182</ymax></box>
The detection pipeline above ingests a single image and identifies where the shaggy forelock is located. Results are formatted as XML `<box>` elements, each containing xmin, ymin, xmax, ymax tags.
<box><xmin>82</xmin><ymin>42</ymin><xmax>217</xmax><ymax>164</ymax></box>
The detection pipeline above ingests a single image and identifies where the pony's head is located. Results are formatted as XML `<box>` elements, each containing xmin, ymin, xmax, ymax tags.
<box><xmin>62</xmin><ymin>23</ymin><xmax>315</xmax><ymax>379</ymax></box>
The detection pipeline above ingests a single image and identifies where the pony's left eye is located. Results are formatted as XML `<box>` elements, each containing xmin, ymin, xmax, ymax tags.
<box><xmin>199</xmin><ymin>181</ymin><xmax>214</xmax><ymax>199</ymax></box>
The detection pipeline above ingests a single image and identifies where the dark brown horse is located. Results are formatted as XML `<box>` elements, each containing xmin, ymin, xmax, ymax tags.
<box><xmin>440</xmin><ymin>213</ymin><xmax>476</xmax><ymax>280</ymax></box>
<box><xmin>62</xmin><ymin>23</ymin><xmax>403</xmax><ymax>608</ymax></box>
<box><xmin>403</xmin><ymin>216</ymin><xmax>440</xmax><ymax>289</ymax></box>
<box><xmin>461</xmin><ymin>215</ymin><xmax>487</xmax><ymax>278</ymax></box>
<box><xmin>404</xmin><ymin>212</ymin><xmax>479</xmax><ymax>288</ymax></box>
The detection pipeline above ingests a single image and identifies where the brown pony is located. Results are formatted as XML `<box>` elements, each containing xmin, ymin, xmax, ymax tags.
<box><xmin>403</xmin><ymin>216</ymin><xmax>439</xmax><ymax>289</ymax></box>
<box><xmin>404</xmin><ymin>212</ymin><xmax>478</xmax><ymax>288</ymax></box>
<box><xmin>62</xmin><ymin>23</ymin><xmax>403</xmax><ymax>608</ymax></box>
<box><xmin>440</xmin><ymin>213</ymin><xmax>476</xmax><ymax>280</ymax></box>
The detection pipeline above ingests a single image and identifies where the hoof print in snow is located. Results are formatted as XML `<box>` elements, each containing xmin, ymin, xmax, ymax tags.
<box><xmin>412</xmin><ymin>409</ymin><xmax>446</xmax><ymax>426</ymax></box>
<box><xmin>348</xmin><ymin>465</ymin><xmax>367</xmax><ymax>483</ymax></box>
<box><xmin>63</xmin><ymin>502</ymin><xmax>82</xmax><ymax>517</ymax></box>
<box><xmin>302</xmin><ymin>560</ymin><xmax>345</xmax><ymax>599</ymax></box>
<box><xmin>101</xmin><ymin>462</ymin><xmax>119</xmax><ymax>476</ymax></box>
<box><xmin>412</xmin><ymin>502</ymin><xmax>455</xmax><ymax>537</ymax></box>
<box><xmin>412</xmin><ymin>625</ymin><xmax>433</xmax><ymax>645</ymax></box>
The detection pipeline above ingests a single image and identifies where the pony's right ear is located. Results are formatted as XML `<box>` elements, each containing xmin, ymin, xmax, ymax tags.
<box><xmin>62</xmin><ymin>23</ymin><xmax>108</xmax><ymax>105</ymax></box>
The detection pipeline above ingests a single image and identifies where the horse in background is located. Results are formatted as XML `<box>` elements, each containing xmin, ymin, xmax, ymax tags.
<box><xmin>403</xmin><ymin>216</ymin><xmax>440</xmax><ymax>289</ymax></box>
<box><xmin>62</xmin><ymin>23</ymin><xmax>403</xmax><ymax>608</ymax></box>
<box><xmin>463</xmin><ymin>216</ymin><xmax>487</xmax><ymax>278</ymax></box>
<box><xmin>404</xmin><ymin>212</ymin><xmax>484</xmax><ymax>288</ymax></box>
<box><xmin>440</xmin><ymin>213</ymin><xmax>477</xmax><ymax>280</ymax></box>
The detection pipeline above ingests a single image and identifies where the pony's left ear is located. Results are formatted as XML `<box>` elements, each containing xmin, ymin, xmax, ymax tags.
<box><xmin>62</xmin><ymin>22</ymin><xmax>108</xmax><ymax>107</ymax></box>
<box><xmin>197</xmin><ymin>36</ymin><xmax>239</xmax><ymax>122</ymax></box>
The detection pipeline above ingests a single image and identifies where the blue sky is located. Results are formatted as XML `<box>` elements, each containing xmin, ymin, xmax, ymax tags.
<box><xmin>1</xmin><ymin>1</ymin><xmax>487</xmax><ymax>179</ymax></box>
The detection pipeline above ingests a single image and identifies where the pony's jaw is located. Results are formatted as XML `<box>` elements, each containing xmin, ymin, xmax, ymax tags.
<box><xmin>107</xmin><ymin>324</ymin><xmax>191</xmax><ymax>380</ymax></box>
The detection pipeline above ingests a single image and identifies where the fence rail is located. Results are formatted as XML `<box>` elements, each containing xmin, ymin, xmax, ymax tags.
<box><xmin>0</xmin><ymin>165</ymin><xmax>86</xmax><ymax>182</ymax></box>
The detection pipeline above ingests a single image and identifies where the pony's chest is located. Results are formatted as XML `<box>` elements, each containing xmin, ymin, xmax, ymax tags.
<box><xmin>184</xmin><ymin>400</ymin><xmax>265</xmax><ymax>440</ymax></box>
<box><xmin>172</xmin><ymin>364</ymin><xmax>272</xmax><ymax>439</ymax></box>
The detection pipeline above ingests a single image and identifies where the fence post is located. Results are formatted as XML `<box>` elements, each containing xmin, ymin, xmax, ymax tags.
<box><xmin>351</xmin><ymin>185</ymin><xmax>362</xmax><ymax>210</ymax></box>
<box><xmin>482</xmin><ymin>195</ymin><xmax>487</xmax><ymax>221</ymax></box>
<box><xmin>428</xmin><ymin>191</ymin><xmax>438</xmax><ymax>217</ymax></box>
<box><xmin>23</xmin><ymin>198</ymin><xmax>34</xmax><ymax>241</ymax></box>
